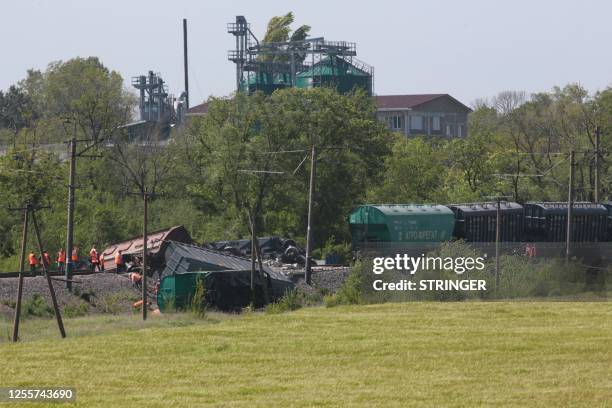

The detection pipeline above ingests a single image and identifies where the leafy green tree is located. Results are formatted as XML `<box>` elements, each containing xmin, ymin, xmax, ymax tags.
<box><xmin>0</xmin><ymin>86</ymin><xmax>38</xmax><ymax>133</ymax></box>
<box><xmin>0</xmin><ymin>57</ymin><xmax>137</xmax><ymax>270</ymax></box>
<box><xmin>260</xmin><ymin>12</ymin><xmax>311</xmax><ymax>64</ymax></box>
<box><xmin>43</xmin><ymin>57</ymin><xmax>134</xmax><ymax>141</ymax></box>
<box><xmin>368</xmin><ymin>136</ymin><xmax>448</xmax><ymax>203</ymax></box>
<box><xmin>185</xmin><ymin>88</ymin><xmax>390</xmax><ymax>246</ymax></box>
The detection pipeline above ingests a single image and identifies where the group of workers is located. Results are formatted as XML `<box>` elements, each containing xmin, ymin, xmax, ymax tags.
<box><xmin>27</xmin><ymin>246</ymin><xmax>126</xmax><ymax>275</ymax></box>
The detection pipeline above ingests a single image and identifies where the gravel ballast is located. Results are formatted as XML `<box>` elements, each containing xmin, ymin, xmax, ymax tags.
<box><xmin>0</xmin><ymin>273</ymin><xmax>144</xmax><ymax>319</ymax></box>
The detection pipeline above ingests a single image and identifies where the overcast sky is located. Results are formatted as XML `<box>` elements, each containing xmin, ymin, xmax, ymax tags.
<box><xmin>2</xmin><ymin>0</ymin><xmax>611</xmax><ymax>107</ymax></box>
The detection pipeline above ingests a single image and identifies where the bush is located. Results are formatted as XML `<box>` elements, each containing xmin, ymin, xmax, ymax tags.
<box><xmin>325</xmin><ymin>240</ymin><xmax>603</xmax><ymax>306</ymax></box>
<box><xmin>99</xmin><ymin>291</ymin><xmax>138</xmax><ymax>314</ymax></box>
<box><xmin>74</xmin><ymin>287</ymin><xmax>96</xmax><ymax>303</ymax></box>
<box><xmin>189</xmin><ymin>278</ymin><xmax>207</xmax><ymax>317</ymax></box>
<box><xmin>265</xmin><ymin>289</ymin><xmax>304</xmax><ymax>314</ymax></box>
<box><xmin>313</xmin><ymin>236</ymin><xmax>352</xmax><ymax>265</ymax></box>
<box><xmin>324</xmin><ymin>261</ymin><xmax>368</xmax><ymax>307</ymax></box>
<box><xmin>64</xmin><ymin>300</ymin><xmax>89</xmax><ymax>318</ymax></box>
<box><xmin>24</xmin><ymin>294</ymin><xmax>53</xmax><ymax>318</ymax></box>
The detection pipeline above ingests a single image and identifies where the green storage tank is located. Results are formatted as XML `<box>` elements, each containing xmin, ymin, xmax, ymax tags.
<box><xmin>349</xmin><ymin>204</ymin><xmax>455</xmax><ymax>244</ymax></box>
<box><xmin>295</xmin><ymin>56</ymin><xmax>372</xmax><ymax>95</ymax></box>
<box><xmin>240</xmin><ymin>73</ymin><xmax>291</xmax><ymax>94</ymax></box>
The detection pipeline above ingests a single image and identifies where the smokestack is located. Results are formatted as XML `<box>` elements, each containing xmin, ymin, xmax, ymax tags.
<box><xmin>183</xmin><ymin>18</ymin><xmax>189</xmax><ymax>109</ymax></box>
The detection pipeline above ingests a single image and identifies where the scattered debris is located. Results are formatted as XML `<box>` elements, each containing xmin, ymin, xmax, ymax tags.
<box><xmin>206</xmin><ymin>236</ymin><xmax>306</xmax><ymax>265</ymax></box>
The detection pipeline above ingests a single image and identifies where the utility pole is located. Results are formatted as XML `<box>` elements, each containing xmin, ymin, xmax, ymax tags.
<box><xmin>31</xmin><ymin>209</ymin><xmax>66</xmax><ymax>338</ymax></box>
<box><xmin>595</xmin><ymin>126</ymin><xmax>601</xmax><ymax>203</ymax></box>
<box><xmin>127</xmin><ymin>189</ymin><xmax>157</xmax><ymax>320</ymax></box>
<box><xmin>304</xmin><ymin>144</ymin><xmax>317</xmax><ymax>285</ymax></box>
<box><xmin>11</xmin><ymin>205</ymin><xmax>29</xmax><ymax>342</ymax></box>
<box><xmin>253</xmin><ymin>231</ymin><xmax>269</xmax><ymax>304</ymax></box>
<box><xmin>142</xmin><ymin>191</ymin><xmax>149</xmax><ymax>320</ymax></box>
<box><xmin>485</xmin><ymin>195</ymin><xmax>509</xmax><ymax>297</ymax></box>
<box><xmin>566</xmin><ymin>150</ymin><xmax>575</xmax><ymax>263</ymax></box>
<box><xmin>62</xmin><ymin>117</ymin><xmax>104</xmax><ymax>290</ymax></box>
<box><xmin>249</xmin><ymin>212</ymin><xmax>256</xmax><ymax>305</ymax></box>
<box><xmin>495</xmin><ymin>199</ymin><xmax>501</xmax><ymax>295</ymax></box>
<box><xmin>65</xmin><ymin>121</ymin><xmax>77</xmax><ymax>291</ymax></box>
<box><xmin>183</xmin><ymin>18</ymin><xmax>189</xmax><ymax>109</ymax></box>
<box><xmin>11</xmin><ymin>203</ymin><xmax>66</xmax><ymax>341</ymax></box>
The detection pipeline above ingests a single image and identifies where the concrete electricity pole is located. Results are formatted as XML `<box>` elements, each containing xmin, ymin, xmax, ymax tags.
<box><xmin>142</xmin><ymin>191</ymin><xmax>149</xmax><ymax>321</ymax></box>
<box><xmin>594</xmin><ymin>126</ymin><xmax>601</xmax><ymax>203</ymax></box>
<box><xmin>495</xmin><ymin>199</ymin><xmax>501</xmax><ymax>294</ymax></box>
<box><xmin>485</xmin><ymin>195</ymin><xmax>509</xmax><ymax>297</ymax></box>
<box><xmin>566</xmin><ymin>150</ymin><xmax>575</xmax><ymax>263</ymax></box>
<box><xmin>128</xmin><ymin>189</ymin><xmax>155</xmax><ymax>320</ymax></box>
<box><xmin>183</xmin><ymin>18</ymin><xmax>189</xmax><ymax>110</ymax></box>
<box><xmin>63</xmin><ymin>117</ymin><xmax>103</xmax><ymax>290</ymax></box>
<box><xmin>304</xmin><ymin>144</ymin><xmax>317</xmax><ymax>285</ymax></box>
<box><xmin>65</xmin><ymin>121</ymin><xmax>77</xmax><ymax>290</ymax></box>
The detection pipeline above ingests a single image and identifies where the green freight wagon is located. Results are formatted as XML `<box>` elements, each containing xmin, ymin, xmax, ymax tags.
<box><xmin>157</xmin><ymin>270</ymin><xmax>282</xmax><ymax>312</ymax></box>
<box><xmin>155</xmin><ymin>241</ymin><xmax>294</xmax><ymax>312</ymax></box>
<box><xmin>349</xmin><ymin>204</ymin><xmax>455</xmax><ymax>245</ymax></box>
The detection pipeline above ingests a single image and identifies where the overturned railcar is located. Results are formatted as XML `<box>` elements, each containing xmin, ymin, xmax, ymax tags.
<box><xmin>155</xmin><ymin>241</ymin><xmax>294</xmax><ymax>311</ymax></box>
<box><xmin>449</xmin><ymin>202</ymin><xmax>524</xmax><ymax>242</ymax></box>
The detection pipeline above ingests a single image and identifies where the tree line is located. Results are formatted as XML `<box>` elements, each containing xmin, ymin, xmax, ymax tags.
<box><xmin>1</xmin><ymin>56</ymin><xmax>611</xmax><ymax>270</ymax></box>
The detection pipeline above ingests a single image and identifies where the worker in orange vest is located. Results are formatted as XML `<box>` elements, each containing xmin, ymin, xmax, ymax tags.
<box><xmin>115</xmin><ymin>250</ymin><xmax>125</xmax><ymax>273</ymax></box>
<box><xmin>99</xmin><ymin>252</ymin><xmax>105</xmax><ymax>272</ymax></box>
<box><xmin>57</xmin><ymin>248</ymin><xmax>66</xmax><ymax>272</ymax></box>
<box><xmin>128</xmin><ymin>271</ymin><xmax>142</xmax><ymax>287</ymax></box>
<box><xmin>71</xmin><ymin>247</ymin><xmax>79</xmax><ymax>270</ymax></box>
<box><xmin>89</xmin><ymin>247</ymin><xmax>99</xmax><ymax>272</ymax></box>
<box><xmin>42</xmin><ymin>251</ymin><xmax>51</xmax><ymax>271</ymax></box>
<box><xmin>28</xmin><ymin>251</ymin><xmax>38</xmax><ymax>275</ymax></box>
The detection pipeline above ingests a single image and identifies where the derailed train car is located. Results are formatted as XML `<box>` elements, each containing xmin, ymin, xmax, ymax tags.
<box><xmin>154</xmin><ymin>241</ymin><xmax>294</xmax><ymax>311</ymax></box>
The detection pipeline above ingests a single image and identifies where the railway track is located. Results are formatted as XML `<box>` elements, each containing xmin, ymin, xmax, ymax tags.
<box><xmin>0</xmin><ymin>269</ymin><xmax>102</xmax><ymax>279</ymax></box>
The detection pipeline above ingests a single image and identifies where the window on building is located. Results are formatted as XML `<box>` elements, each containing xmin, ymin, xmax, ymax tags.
<box><xmin>446</xmin><ymin>124</ymin><xmax>452</xmax><ymax>136</ymax></box>
<box><xmin>387</xmin><ymin>115</ymin><xmax>402</xmax><ymax>130</ymax></box>
<box><xmin>457</xmin><ymin>124</ymin><xmax>463</xmax><ymax>137</ymax></box>
<box><xmin>411</xmin><ymin>115</ymin><xmax>423</xmax><ymax>130</ymax></box>
<box><xmin>432</xmin><ymin>116</ymin><xmax>441</xmax><ymax>131</ymax></box>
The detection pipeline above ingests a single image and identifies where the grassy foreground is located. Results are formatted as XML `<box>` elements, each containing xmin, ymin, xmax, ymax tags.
<box><xmin>0</xmin><ymin>302</ymin><xmax>611</xmax><ymax>407</ymax></box>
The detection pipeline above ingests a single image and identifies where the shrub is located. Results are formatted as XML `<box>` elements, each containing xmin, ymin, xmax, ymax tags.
<box><xmin>2</xmin><ymin>299</ymin><xmax>16</xmax><ymax>308</ymax></box>
<box><xmin>78</xmin><ymin>289</ymin><xmax>97</xmax><ymax>303</ymax></box>
<box><xmin>24</xmin><ymin>294</ymin><xmax>53</xmax><ymax>318</ymax></box>
<box><xmin>189</xmin><ymin>278</ymin><xmax>207</xmax><ymax>317</ymax></box>
<box><xmin>325</xmin><ymin>261</ymin><xmax>368</xmax><ymax>307</ymax></box>
<box><xmin>64</xmin><ymin>301</ymin><xmax>89</xmax><ymax>318</ymax></box>
<box><xmin>99</xmin><ymin>291</ymin><xmax>138</xmax><ymax>314</ymax></box>
<box><xmin>313</xmin><ymin>236</ymin><xmax>352</xmax><ymax>265</ymax></box>
<box><xmin>265</xmin><ymin>289</ymin><xmax>304</xmax><ymax>314</ymax></box>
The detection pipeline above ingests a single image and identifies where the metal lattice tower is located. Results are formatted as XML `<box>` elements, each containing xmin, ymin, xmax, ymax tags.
<box><xmin>131</xmin><ymin>71</ymin><xmax>175</xmax><ymax>123</ymax></box>
<box><xmin>227</xmin><ymin>15</ymin><xmax>373</xmax><ymax>95</ymax></box>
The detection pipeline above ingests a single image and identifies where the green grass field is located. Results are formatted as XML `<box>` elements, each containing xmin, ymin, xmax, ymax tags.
<box><xmin>0</xmin><ymin>302</ymin><xmax>611</xmax><ymax>407</ymax></box>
